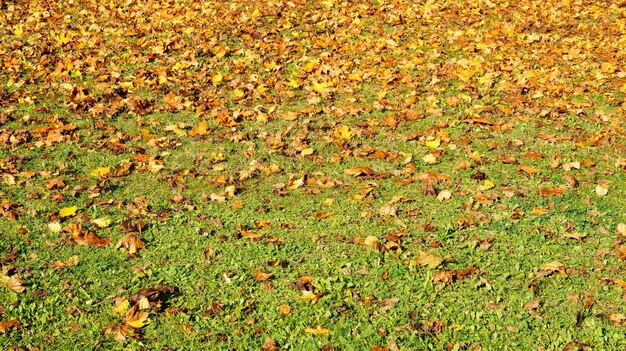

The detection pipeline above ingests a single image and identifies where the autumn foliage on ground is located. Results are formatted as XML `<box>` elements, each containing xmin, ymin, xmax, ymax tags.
<box><xmin>1</xmin><ymin>0</ymin><xmax>626</xmax><ymax>349</ymax></box>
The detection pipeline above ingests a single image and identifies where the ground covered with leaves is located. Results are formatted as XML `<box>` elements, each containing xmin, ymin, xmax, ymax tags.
<box><xmin>1</xmin><ymin>0</ymin><xmax>626</xmax><ymax>349</ymax></box>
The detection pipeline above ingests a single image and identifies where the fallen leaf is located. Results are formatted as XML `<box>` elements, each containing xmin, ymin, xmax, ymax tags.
<box><xmin>616</xmin><ymin>223</ymin><xmax>626</xmax><ymax>237</ymax></box>
<box><xmin>518</xmin><ymin>165</ymin><xmax>540</xmax><ymax>176</ymax></box>
<box><xmin>0</xmin><ymin>319</ymin><xmax>22</xmax><ymax>334</ymax></box>
<box><xmin>595</xmin><ymin>184</ymin><xmax>608</xmax><ymax>196</ymax></box>
<box><xmin>114</xmin><ymin>233</ymin><xmax>145</xmax><ymax>257</ymax></box>
<box><xmin>90</xmin><ymin>167</ymin><xmax>110</xmax><ymax>177</ymax></box>
<box><xmin>262</xmin><ymin>337</ymin><xmax>280</xmax><ymax>351</ymax></box>
<box><xmin>91</xmin><ymin>217</ymin><xmax>111</xmax><ymax>228</ymax></box>
<box><xmin>422</xmin><ymin>154</ymin><xmax>438</xmax><ymax>165</ymax></box>
<box><xmin>344</xmin><ymin>167</ymin><xmax>374</xmax><ymax>176</ymax></box>
<box><xmin>304</xmin><ymin>326</ymin><xmax>329</xmax><ymax>335</ymax></box>
<box><xmin>59</xmin><ymin>206</ymin><xmax>78</xmax><ymax>218</ymax></box>
<box><xmin>279</xmin><ymin>304</ymin><xmax>292</xmax><ymax>316</ymax></box>
<box><xmin>254</xmin><ymin>269</ymin><xmax>274</xmax><ymax>282</ymax></box>
<box><xmin>539</xmin><ymin>261</ymin><xmax>565</xmax><ymax>274</ymax></box>
<box><xmin>298</xmin><ymin>290</ymin><xmax>320</xmax><ymax>303</ymax></box>
<box><xmin>379</xmin><ymin>203</ymin><xmax>397</xmax><ymax>217</ymax></box>
<box><xmin>436</xmin><ymin>189</ymin><xmax>452</xmax><ymax>201</ymax></box>
<box><xmin>408</xmin><ymin>251</ymin><xmax>443</xmax><ymax>269</ymax></box>
<box><xmin>124</xmin><ymin>306</ymin><xmax>150</xmax><ymax>328</ymax></box>
<box><xmin>103</xmin><ymin>323</ymin><xmax>136</xmax><ymax>342</ymax></box>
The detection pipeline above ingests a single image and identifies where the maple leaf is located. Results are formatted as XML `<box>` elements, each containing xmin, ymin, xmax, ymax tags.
<box><xmin>0</xmin><ymin>271</ymin><xmax>25</xmax><ymax>293</ymax></box>
<box><xmin>114</xmin><ymin>233</ymin><xmax>145</xmax><ymax>257</ymax></box>
<box><xmin>64</xmin><ymin>222</ymin><xmax>111</xmax><ymax>247</ymax></box>
<box><xmin>103</xmin><ymin>323</ymin><xmax>136</xmax><ymax>342</ymax></box>
<box><xmin>334</xmin><ymin>125</ymin><xmax>354</xmax><ymax>140</ymax></box>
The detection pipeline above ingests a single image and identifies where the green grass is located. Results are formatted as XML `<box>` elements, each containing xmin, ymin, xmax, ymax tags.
<box><xmin>2</xmin><ymin>0</ymin><xmax>626</xmax><ymax>350</ymax></box>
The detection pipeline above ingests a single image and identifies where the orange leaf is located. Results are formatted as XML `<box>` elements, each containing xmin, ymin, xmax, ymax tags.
<box><xmin>0</xmin><ymin>319</ymin><xmax>22</xmax><ymax>333</ymax></box>
<box><xmin>517</xmin><ymin>165</ymin><xmax>540</xmax><ymax>176</ymax></box>
<box><xmin>344</xmin><ymin>167</ymin><xmax>374</xmax><ymax>176</ymax></box>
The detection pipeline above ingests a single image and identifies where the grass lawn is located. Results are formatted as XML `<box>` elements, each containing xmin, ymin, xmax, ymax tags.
<box><xmin>1</xmin><ymin>0</ymin><xmax>626</xmax><ymax>349</ymax></box>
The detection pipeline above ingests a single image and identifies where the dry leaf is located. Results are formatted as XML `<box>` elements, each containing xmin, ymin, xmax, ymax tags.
<box><xmin>379</xmin><ymin>203</ymin><xmax>397</xmax><ymax>217</ymax></box>
<box><xmin>408</xmin><ymin>251</ymin><xmax>443</xmax><ymax>269</ymax></box>
<box><xmin>595</xmin><ymin>184</ymin><xmax>608</xmax><ymax>196</ymax></box>
<box><xmin>114</xmin><ymin>233</ymin><xmax>145</xmax><ymax>257</ymax></box>
<box><xmin>0</xmin><ymin>319</ymin><xmax>22</xmax><ymax>333</ymax></box>
<box><xmin>254</xmin><ymin>269</ymin><xmax>274</xmax><ymax>282</ymax></box>
<box><xmin>344</xmin><ymin>167</ymin><xmax>374</xmax><ymax>176</ymax></box>
<box><xmin>304</xmin><ymin>326</ymin><xmax>329</xmax><ymax>335</ymax></box>
<box><xmin>539</xmin><ymin>261</ymin><xmax>565</xmax><ymax>274</ymax></box>
<box><xmin>518</xmin><ymin>165</ymin><xmax>540</xmax><ymax>176</ymax></box>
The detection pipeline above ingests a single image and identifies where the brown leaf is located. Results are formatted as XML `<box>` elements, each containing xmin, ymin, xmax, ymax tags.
<box><xmin>538</xmin><ymin>261</ymin><xmax>565</xmax><ymax>274</ymax></box>
<box><xmin>517</xmin><ymin>165</ymin><xmax>540</xmax><ymax>176</ymax></box>
<box><xmin>103</xmin><ymin>323</ymin><xmax>136</xmax><ymax>342</ymax></box>
<box><xmin>616</xmin><ymin>245</ymin><xmax>626</xmax><ymax>260</ymax></box>
<box><xmin>279</xmin><ymin>304</ymin><xmax>292</xmax><ymax>316</ymax></box>
<box><xmin>432</xmin><ymin>270</ymin><xmax>453</xmax><ymax>284</ymax></box>
<box><xmin>524</xmin><ymin>299</ymin><xmax>540</xmax><ymax>310</ymax></box>
<box><xmin>64</xmin><ymin>222</ymin><xmax>111</xmax><ymax>247</ymax></box>
<box><xmin>0</xmin><ymin>319</ymin><xmax>22</xmax><ymax>333</ymax></box>
<box><xmin>538</xmin><ymin>187</ymin><xmax>565</xmax><ymax>197</ymax></box>
<box><xmin>254</xmin><ymin>269</ymin><xmax>274</xmax><ymax>282</ymax></box>
<box><xmin>344</xmin><ymin>166</ymin><xmax>375</xmax><ymax>177</ymax></box>
<box><xmin>114</xmin><ymin>233</ymin><xmax>145</xmax><ymax>257</ymax></box>
<box><xmin>0</xmin><ymin>246</ymin><xmax>18</xmax><ymax>263</ymax></box>
<box><xmin>262</xmin><ymin>337</ymin><xmax>280</xmax><ymax>351</ymax></box>
<box><xmin>130</xmin><ymin>284</ymin><xmax>174</xmax><ymax>305</ymax></box>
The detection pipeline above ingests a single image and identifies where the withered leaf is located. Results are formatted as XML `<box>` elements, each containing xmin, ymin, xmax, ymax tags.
<box><xmin>254</xmin><ymin>269</ymin><xmax>274</xmax><ymax>282</ymax></box>
<box><xmin>114</xmin><ymin>233</ymin><xmax>145</xmax><ymax>257</ymax></box>
<box><xmin>64</xmin><ymin>222</ymin><xmax>111</xmax><ymax>247</ymax></box>
<box><xmin>344</xmin><ymin>167</ymin><xmax>375</xmax><ymax>177</ymax></box>
<box><xmin>0</xmin><ymin>319</ymin><xmax>22</xmax><ymax>334</ymax></box>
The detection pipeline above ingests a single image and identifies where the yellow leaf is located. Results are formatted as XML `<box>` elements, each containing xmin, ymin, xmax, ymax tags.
<box><xmin>479</xmin><ymin>179</ymin><xmax>495</xmax><ymax>191</ymax></box>
<box><xmin>125</xmin><ymin>311</ymin><xmax>149</xmax><ymax>329</ymax></box>
<box><xmin>91</xmin><ymin>167</ymin><xmax>110</xmax><ymax>177</ymax></box>
<box><xmin>92</xmin><ymin>218</ymin><xmax>111</xmax><ymax>228</ymax></box>
<box><xmin>211</xmin><ymin>73</ymin><xmax>223</xmax><ymax>85</ymax></box>
<box><xmin>304</xmin><ymin>326</ymin><xmax>329</xmax><ymax>335</ymax></box>
<box><xmin>233</xmin><ymin>89</ymin><xmax>245</xmax><ymax>98</ymax></box>
<box><xmin>334</xmin><ymin>125</ymin><xmax>354</xmax><ymax>140</ymax></box>
<box><xmin>297</xmin><ymin>290</ymin><xmax>319</xmax><ymax>303</ymax></box>
<box><xmin>13</xmin><ymin>26</ymin><xmax>23</xmax><ymax>36</ymax></box>
<box><xmin>377</xmin><ymin>90</ymin><xmax>389</xmax><ymax>100</ymax></box>
<box><xmin>112</xmin><ymin>298</ymin><xmax>130</xmax><ymax>316</ymax></box>
<box><xmin>59</xmin><ymin>206</ymin><xmax>78</xmax><ymax>218</ymax></box>
<box><xmin>287</xmin><ymin>80</ymin><xmax>300</xmax><ymax>88</ymax></box>
<box><xmin>424</xmin><ymin>137</ymin><xmax>441</xmax><ymax>149</ymax></box>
